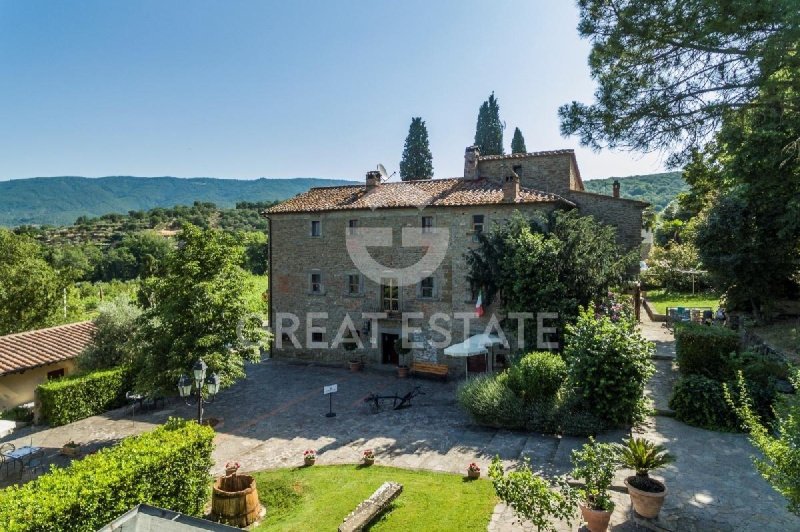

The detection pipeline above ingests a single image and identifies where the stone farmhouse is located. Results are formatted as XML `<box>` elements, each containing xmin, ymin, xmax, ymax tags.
<box><xmin>264</xmin><ymin>146</ymin><xmax>647</xmax><ymax>372</ymax></box>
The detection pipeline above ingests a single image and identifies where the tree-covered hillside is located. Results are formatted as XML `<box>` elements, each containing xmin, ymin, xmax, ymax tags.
<box><xmin>583</xmin><ymin>171</ymin><xmax>685</xmax><ymax>211</ymax></box>
<box><xmin>0</xmin><ymin>175</ymin><xmax>356</xmax><ymax>227</ymax></box>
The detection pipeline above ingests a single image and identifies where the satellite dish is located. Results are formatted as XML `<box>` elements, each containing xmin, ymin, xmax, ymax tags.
<box><xmin>376</xmin><ymin>164</ymin><xmax>395</xmax><ymax>181</ymax></box>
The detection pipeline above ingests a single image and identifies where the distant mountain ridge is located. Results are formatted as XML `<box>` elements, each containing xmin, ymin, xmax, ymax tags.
<box><xmin>583</xmin><ymin>171</ymin><xmax>685</xmax><ymax>211</ymax></box>
<box><xmin>0</xmin><ymin>175</ymin><xmax>356</xmax><ymax>227</ymax></box>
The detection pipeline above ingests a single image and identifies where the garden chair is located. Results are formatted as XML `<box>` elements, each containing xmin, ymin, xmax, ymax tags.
<box><xmin>0</xmin><ymin>443</ymin><xmax>14</xmax><ymax>477</ymax></box>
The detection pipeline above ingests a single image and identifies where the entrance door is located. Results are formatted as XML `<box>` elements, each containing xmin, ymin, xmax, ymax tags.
<box><xmin>381</xmin><ymin>333</ymin><xmax>399</xmax><ymax>365</ymax></box>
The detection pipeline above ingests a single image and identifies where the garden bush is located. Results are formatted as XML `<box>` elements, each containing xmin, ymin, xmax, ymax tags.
<box><xmin>457</xmin><ymin>373</ymin><xmax>526</xmax><ymax>429</ymax></box>
<box><xmin>0</xmin><ymin>418</ymin><xmax>214</xmax><ymax>532</ymax></box>
<box><xmin>37</xmin><ymin>367</ymin><xmax>129</xmax><ymax>426</ymax></box>
<box><xmin>564</xmin><ymin>308</ymin><xmax>654</xmax><ymax>425</ymax></box>
<box><xmin>670</xmin><ymin>374</ymin><xmax>775</xmax><ymax>431</ymax></box>
<box><xmin>669</xmin><ymin>374</ymin><xmax>739</xmax><ymax>430</ymax></box>
<box><xmin>506</xmin><ymin>352</ymin><xmax>567</xmax><ymax>405</ymax></box>
<box><xmin>674</xmin><ymin>323</ymin><xmax>740</xmax><ymax>379</ymax></box>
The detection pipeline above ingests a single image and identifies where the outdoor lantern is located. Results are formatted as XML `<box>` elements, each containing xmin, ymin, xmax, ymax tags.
<box><xmin>205</xmin><ymin>372</ymin><xmax>221</xmax><ymax>396</ymax></box>
<box><xmin>177</xmin><ymin>374</ymin><xmax>192</xmax><ymax>398</ymax></box>
<box><xmin>192</xmin><ymin>359</ymin><xmax>208</xmax><ymax>385</ymax></box>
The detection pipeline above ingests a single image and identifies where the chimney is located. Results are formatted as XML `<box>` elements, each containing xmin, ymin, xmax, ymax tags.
<box><xmin>464</xmin><ymin>145</ymin><xmax>480</xmax><ymax>180</ymax></box>
<box><xmin>612</xmin><ymin>180</ymin><xmax>620</xmax><ymax>198</ymax></box>
<box><xmin>503</xmin><ymin>166</ymin><xmax>521</xmax><ymax>203</ymax></box>
<box><xmin>366</xmin><ymin>171</ymin><xmax>381</xmax><ymax>190</ymax></box>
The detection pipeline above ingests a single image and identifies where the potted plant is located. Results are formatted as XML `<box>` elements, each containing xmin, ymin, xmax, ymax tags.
<box><xmin>343</xmin><ymin>331</ymin><xmax>362</xmax><ymax>371</ymax></box>
<box><xmin>618</xmin><ymin>437</ymin><xmax>674</xmax><ymax>519</ymax></box>
<box><xmin>61</xmin><ymin>440</ymin><xmax>80</xmax><ymax>457</ymax></box>
<box><xmin>303</xmin><ymin>449</ymin><xmax>317</xmax><ymax>466</ymax></box>
<box><xmin>362</xmin><ymin>449</ymin><xmax>375</xmax><ymax>466</ymax></box>
<box><xmin>394</xmin><ymin>338</ymin><xmax>411</xmax><ymax>378</ymax></box>
<box><xmin>225</xmin><ymin>460</ymin><xmax>241</xmax><ymax>476</ymax></box>
<box><xmin>571</xmin><ymin>438</ymin><xmax>619</xmax><ymax>532</ymax></box>
<box><xmin>467</xmin><ymin>462</ymin><xmax>481</xmax><ymax>479</ymax></box>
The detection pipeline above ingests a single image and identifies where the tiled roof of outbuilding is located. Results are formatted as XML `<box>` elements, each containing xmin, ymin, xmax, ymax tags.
<box><xmin>264</xmin><ymin>178</ymin><xmax>575</xmax><ymax>214</ymax></box>
<box><xmin>0</xmin><ymin>321</ymin><xmax>96</xmax><ymax>376</ymax></box>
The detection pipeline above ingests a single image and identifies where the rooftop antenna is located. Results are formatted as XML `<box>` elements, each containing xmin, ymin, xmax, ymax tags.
<box><xmin>377</xmin><ymin>163</ymin><xmax>395</xmax><ymax>182</ymax></box>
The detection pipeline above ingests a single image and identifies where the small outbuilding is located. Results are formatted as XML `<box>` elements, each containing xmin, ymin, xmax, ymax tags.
<box><xmin>0</xmin><ymin>321</ymin><xmax>95</xmax><ymax>411</ymax></box>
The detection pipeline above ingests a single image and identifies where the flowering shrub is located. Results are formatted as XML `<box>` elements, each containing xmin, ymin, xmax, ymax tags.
<box><xmin>303</xmin><ymin>449</ymin><xmax>316</xmax><ymax>460</ymax></box>
<box><xmin>468</xmin><ymin>462</ymin><xmax>481</xmax><ymax>473</ymax></box>
<box><xmin>596</xmin><ymin>290</ymin><xmax>634</xmax><ymax>323</ymax></box>
<box><xmin>362</xmin><ymin>449</ymin><xmax>375</xmax><ymax>460</ymax></box>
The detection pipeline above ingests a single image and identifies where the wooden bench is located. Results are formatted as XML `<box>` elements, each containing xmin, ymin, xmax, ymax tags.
<box><xmin>410</xmin><ymin>362</ymin><xmax>449</xmax><ymax>380</ymax></box>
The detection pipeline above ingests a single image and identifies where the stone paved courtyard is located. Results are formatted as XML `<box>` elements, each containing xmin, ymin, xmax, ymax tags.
<box><xmin>0</xmin><ymin>314</ymin><xmax>797</xmax><ymax>531</ymax></box>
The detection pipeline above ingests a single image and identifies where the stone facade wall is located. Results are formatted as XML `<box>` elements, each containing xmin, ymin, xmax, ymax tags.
<box><xmin>269</xmin><ymin>202</ymin><xmax>560</xmax><ymax>370</ymax></box>
<box><xmin>476</xmin><ymin>154</ymin><xmax>573</xmax><ymax>195</ymax></box>
<box><xmin>564</xmin><ymin>190</ymin><xmax>646</xmax><ymax>253</ymax></box>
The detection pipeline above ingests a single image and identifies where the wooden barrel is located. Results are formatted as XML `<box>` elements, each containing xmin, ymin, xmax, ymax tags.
<box><xmin>210</xmin><ymin>474</ymin><xmax>262</xmax><ymax>527</ymax></box>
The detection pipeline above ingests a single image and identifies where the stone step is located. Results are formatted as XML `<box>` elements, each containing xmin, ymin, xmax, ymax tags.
<box><xmin>550</xmin><ymin>435</ymin><xmax>584</xmax><ymax>476</ymax></box>
<box><xmin>483</xmin><ymin>430</ymin><xmax>530</xmax><ymax>461</ymax></box>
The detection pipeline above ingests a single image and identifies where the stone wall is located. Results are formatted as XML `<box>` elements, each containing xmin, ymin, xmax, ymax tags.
<box><xmin>564</xmin><ymin>190</ymin><xmax>646</xmax><ymax>252</ymax></box>
<box><xmin>268</xmin><ymin>202</ymin><xmax>560</xmax><ymax>369</ymax></box>
<box><xmin>477</xmin><ymin>153</ymin><xmax>574</xmax><ymax>195</ymax></box>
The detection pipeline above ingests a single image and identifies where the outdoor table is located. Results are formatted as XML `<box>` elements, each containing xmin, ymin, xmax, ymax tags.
<box><xmin>2</xmin><ymin>445</ymin><xmax>42</xmax><ymax>475</ymax></box>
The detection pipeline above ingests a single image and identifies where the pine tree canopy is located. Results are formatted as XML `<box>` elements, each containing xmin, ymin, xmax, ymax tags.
<box><xmin>399</xmin><ymin>117</ymin><xmax>434</xmax><ymax>181</ymax></box>
<box><xmin>474</xmin><ymin>92</ymin><xmax>504</xmax><ymax>156</ymax></box>
<box><xmin>558</xmin><ymin>0</ymin><xmax>800</xmax><ymax>166</ymax></box>
<box><xmin>511</xmin><ymin>127</ymin><xmax>527</xmax><ymax>154</ymax></box>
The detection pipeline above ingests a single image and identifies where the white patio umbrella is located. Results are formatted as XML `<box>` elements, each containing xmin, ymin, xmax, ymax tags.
<box><xmin>444</xmin><ymin>334</ymin><xmax>506</xmax><ymax>378</ymax></box>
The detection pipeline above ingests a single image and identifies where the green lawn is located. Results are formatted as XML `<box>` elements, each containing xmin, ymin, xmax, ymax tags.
<box><xmin>251</xmin><ymin>465</ymin><xmax>497</xmax><ymax>531</ymax></box>
<box><xmin>644</xmin><ymin>289</ymin><xmax>721</xmax><ymax>315</ymax></box>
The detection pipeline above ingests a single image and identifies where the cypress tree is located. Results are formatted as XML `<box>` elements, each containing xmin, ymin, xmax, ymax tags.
<box><xmin>511</xmin><ymin>127</ymin><xmax>527</xmax><ymax>154</ymax></box>
<box><xmin>399</xmin><ymin>117</ymin><xmax>434</xmax><ymax>180</ymax></box>
<box><xmin>474</xmin><ymin>92</ymin><xmax>504</xmax><ymax>156</ymax></box>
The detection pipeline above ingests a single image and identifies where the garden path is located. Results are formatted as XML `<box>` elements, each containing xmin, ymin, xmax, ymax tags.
<box><xmin>490</xmin><ymin>314</ymin><xmax>797</xmax><ymax>531</ymax></box>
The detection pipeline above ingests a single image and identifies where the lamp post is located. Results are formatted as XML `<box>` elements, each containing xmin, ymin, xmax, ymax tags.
<box><xmin>177</xmin><ymin>360</ymin><xmax>221</xmax><ymax>424</ymax></box>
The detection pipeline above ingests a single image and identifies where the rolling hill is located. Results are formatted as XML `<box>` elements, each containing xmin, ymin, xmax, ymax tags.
<box><xmin>0</xmin><ymin>176</ymin><xmax>356</xmax><ymax>227</ymax></box>
<box><xmin>0</xmin><ymin>171</ymin><xmax>686</xmax><ymax>227</ymax></box>
<box><xmin>583</xmin><ymin>171</ymin><xmax>686</xmax><ymax>211</ymax></box>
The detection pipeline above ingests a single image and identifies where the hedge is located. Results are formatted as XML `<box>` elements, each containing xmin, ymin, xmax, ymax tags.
<box><xmin>37</xmin><ymin>367</ymin><xmax>129</xmax><ymax>426</ymax></box>
<box><xmin>0</xmin><ymin>418</ymin><xmax>214</xmax><ymax>532</ymax></box>
<box><xmin>674</xmin><ymin>323</ymin><xmax>740</xmax><ymax>379</ymax></box>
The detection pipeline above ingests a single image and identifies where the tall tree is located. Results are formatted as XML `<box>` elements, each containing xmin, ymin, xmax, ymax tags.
<box><xmin>134</xmin><ymin>224</ymin><xmax>270</xmax><ymax>394</ymax></box>
<box><xmin>474</xmin><ymin>92</ymin><xmax>504</xmax><ymax>156</ymax></box>
<box><xmin>466</xmin><ymin>210</ymin><xmax>634</xmax><ymax>347</ymax></box>
<box><xmin>0</xmin><ymin>230</ymin><xmax>66</xmax><ymax>335</ymax></box>
<box><xmin>559</xmin><ymin>0</ymin><xmax>800</xmax><ymax>165</ymax></box>
<box><xmin>399</xmin><ymin>117</ymin><xmax>434</xmax><ymax>180</ymax></box>
<box><xmin>511</xmin><ymin>127</ymin><xmax>527</xmax><ymax>154</ymax></box>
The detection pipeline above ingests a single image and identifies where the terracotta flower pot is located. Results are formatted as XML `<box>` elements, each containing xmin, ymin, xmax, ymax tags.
<box><xmin>349</xmin><ymin>361</ymin><xmax>362</xmax><ymax>372</ymax></box>
<box><xmin>467</xmin><ymin>469</ymin><xmax>480</xmax><ymax>479</ymax></box>
<box><xmin>625</xmin><ymin>476</ymin><xmax>667</xmax><ymax>519</ymax></box>
<box><xmin>304</xmin><ymin>457</ymin><xmax>316</xmax><ymax>466</ymax></box>
<box><xmin>580</xmin><ymin>504</ymin><xmax>613</xmax><ymax>532</ymax></box>
<box><xmin>363</xmin><ymin>457</ymin><xmax>375</xmax><ymax>466</ymax></box>
<box><xmin>397</xmin><ymin>366</ymin><xmax>409</xmax><ymax>378</ymax></box>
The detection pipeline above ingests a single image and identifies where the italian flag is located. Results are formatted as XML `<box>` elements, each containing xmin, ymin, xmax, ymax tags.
<box><xmin>475</xmin><ymin>289</ymin><xmax>484</xmax><ymax>317</ymax></box>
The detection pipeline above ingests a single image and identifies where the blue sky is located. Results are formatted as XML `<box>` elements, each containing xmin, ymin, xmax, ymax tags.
<box><xmin>0</xmin><ymin>1</ymin><xmax>667</xmax><ymax>182</ymax></box>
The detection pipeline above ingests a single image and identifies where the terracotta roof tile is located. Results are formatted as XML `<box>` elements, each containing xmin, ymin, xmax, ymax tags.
<box><xmin>476</xmin><ymin>149</ymin><xmax>576</xmax><ymax>161</ymax></box>
<box><xmin>0</xmin><ymin>321</ymin><xmax>96</xmax><ymax>376</ymax></box>
<box><xmin>264</xmin><ymin>178</ymin><xmax>575</xmax><ymax>215</ymax></box>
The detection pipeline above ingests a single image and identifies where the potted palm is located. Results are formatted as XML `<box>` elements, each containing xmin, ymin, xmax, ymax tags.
<box><xmin>571</xmin><ymin>438</ymin><xmax>618</xmax><ymax>532</ymax></box>
<box><xmin>618</xmin><ymin>437</ymin><xmax>673</xmax><ymax>519</ymax></box>
<box><xmin>394</xmin><ymin>338</ymin><xmax>411</xmax><ymax>378</ymax></box>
